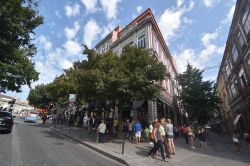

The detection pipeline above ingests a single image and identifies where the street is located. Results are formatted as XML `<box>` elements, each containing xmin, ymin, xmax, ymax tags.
<box><xmin>0</xmin><ymin>117</ymin><xmax>123</xmax><ymax>166</ymax></box>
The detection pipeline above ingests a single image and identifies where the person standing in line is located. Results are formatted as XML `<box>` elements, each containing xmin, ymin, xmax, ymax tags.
<box><xmin>181</xmin><ymin>124</ymin><xmax>189</xmax><ymax>144</ymax></box>
<box><xmin>155</xmin><ymin>119</ymin><xmax>167</xmax><ymax>161</ymax></box>
<box><xmin>88</xmin><ymin>116</ymin><xmax>94</xmax><ymax>134</ymax></box>
<box><xmin>98</xmin><ymin>120</ymin><xmax>106</xmax><ymax>143</ymax></box>
<box><xmin>165</xmin><ymin>119</ymin><xmax>175</xmax><ymax>157</ymax></box>
<box><xmin>199</xmin><ymin>127</ymin><xmax>207</xmax><ymax>149</ymax></box>
<box><xmin>144</xmin><ymin>125</ymin><xmax>150</xmax><ymax>142</ymax></box>
<box><xmin>188</xmin><ymin>124</ymin><xmax>195</xmax><ymax>149</ymax></box>
<box><xmin>148</xmin><ymin>122</ymin><xmax>161</xmax><ymax>157</ymax></box>
<box><xmin>149</xmin><ymin>122</ymin><xmax>154</xmax><ymax>144</ymax></box>
<box><xmin>134</xmin><ymin>120</ymin><xmax>142</xmax><ymax>144</ymax></box>
<box><xmin>128</xmin><ymin>120</ymin><xmax>133</xmax><ymax>142</ymax></box>
<box><xmin>148</xmin><ymin>122</ymin><xmax>157</xmax><ymax>157</ymax></box>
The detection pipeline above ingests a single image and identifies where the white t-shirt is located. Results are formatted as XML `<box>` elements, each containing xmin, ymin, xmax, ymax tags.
<box><xmin>149</xmin><ymin>124</ymin><xmax>153</xmax><ymax>133</ymax></box>
<box><xmin>98</xmin><ymin>123</ymin><xmax>106</xmax><ymax>133</ymax></box>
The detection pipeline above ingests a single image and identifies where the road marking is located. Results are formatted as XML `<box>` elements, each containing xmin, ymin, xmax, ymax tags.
<box><xmin>11</xmin><ymin>124</ymin><xmax>23</xmax><ymax>166</ymax></box>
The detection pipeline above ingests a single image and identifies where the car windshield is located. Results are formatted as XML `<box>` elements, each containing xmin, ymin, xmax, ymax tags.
<box><xmin>0</xmin><ymin>112</ymin><xmax>11</xmax><ymax>118</ymax></box>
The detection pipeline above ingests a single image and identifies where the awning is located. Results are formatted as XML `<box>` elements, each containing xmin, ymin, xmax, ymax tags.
<box><xmin>234</xmin><ymin>114</ymin><xmax>241</xmax><ymax>125</ymax></box>
<box><xmin>133</xmin><ymin>101</ymin><xmax>144</xmax><ymax>110</ymax></box>
<box><xmin>157</xmin><ymin>91</ymin><xmax>173</xmax><ymax>108</ymax></box>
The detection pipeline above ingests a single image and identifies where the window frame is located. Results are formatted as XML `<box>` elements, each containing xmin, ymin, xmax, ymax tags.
<box><xmin>137</xmin><ymin>34</ymin><xmax>146</xmax><ymax>48</ymax></box>
<box><xmin>242</xmin><ymin>3</ymin><xmax>250</xmax><ymax>35</ymax></box>
<box><xmin>232</xmin><ymin>44</ymin><xmax>239</xmax><ymax>62</ymax></box>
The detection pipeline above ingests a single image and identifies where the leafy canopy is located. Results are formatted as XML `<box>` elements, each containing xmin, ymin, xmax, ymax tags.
<box><xmin>177</xmin><ymin>64</ymin><xmax>220</xmax><ymax>124</ymax></box>
<box><xmin>0</xmin><ymin>0</ymin><xmax>43</xmax><ymax>92</ymax></box>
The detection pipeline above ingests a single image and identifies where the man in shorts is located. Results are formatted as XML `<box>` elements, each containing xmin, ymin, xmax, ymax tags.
<box><xmin>134</xmin><ymin>120</ymin><xmax>142</xmax><ymax>144</ymax></box>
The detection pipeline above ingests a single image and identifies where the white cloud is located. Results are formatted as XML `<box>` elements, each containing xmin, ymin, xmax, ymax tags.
<box><xmin>65</xmin><ymin>3</ymin><xmax>80</xmax><ymax>18</ymax></box>
<box><xmin>34</xmin><ymin>61</ymin><xmax>60</xmax><ymax>85</ymax></box>
<box><xmin>174</xmin><ymin>31</ymin><xmax>224</xmax><ymax>73</ymax></box>
<box><xmin>201</xmin><ymin>32</ymin><xmax>218</xmax><ymax>46</ymax></box>
<box><xmin>136</xmin><ymin>6</ymin><xmax>142</xmax><ymax>13</ymax></box>
<box><xmin>222</xmin><ymin>4</ymin><xmax>235</xmax><ymax>24</ymax></box>
<box><xmin>176</xmin><ymin>0</ymin><xmax>184</xmax><ymax>7</ymax></box>
<box><xmin>183</xmin><ymin>17</ymin><xmax>194</xmax><ymax>24</ymax></box>
<box><xmin>203</xmin><ymin>0</ymin><xmax>219</xmax><ymax>8</ymax></box>
<box><xmin>60</xmin><ymin>59</ymin><xmax>73</xmax><ymax>69</ymax></box>
<box><xmin>158</xmin><ymin>1</ymin><xmax>195</xmax><ymax>43</ymax></box>
<box><xmin>63</xmin><ymin>40</ymin><xmax>82</xmax><ymax>56</ymax></box>
<box><xmin>83</xmin><ymin>19</ymin><xmax>101</xmax><ymax>47</ymax></box>
<box><xmin>159</xmin><ymin>8</ymin><xmax>183</xmax><ymax>43</ymax></box>
<box><xmin>99</xmin><ymin>0</ymin><xmax>121</xmax><ymax>19</ymax></box>
<box><xmin>64</xmin><ymin>22</ymin><xmax>80</xmax><ymax>40</ymax></box>
<box><xmin>38</xmin><ymin>35</ymin><xmax>52</xmax><ymax>51</ymax></box>
<box><xmin>81</xmin><ymin>0</ymin><xmax>98</xmax><ymax>13</ymax></box>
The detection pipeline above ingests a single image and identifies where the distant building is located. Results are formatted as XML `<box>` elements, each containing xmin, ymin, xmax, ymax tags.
<box><xmin>95</xmin><ymin>9</ymin><xmax>180</xmax><ymax>123</ymax></box>
<box><xmin>216</xmin><ymin>0</ymin><xmax>250</xmax><ymax>135</ymax></box>
<box><xmin>0</xmin><ymin>94</ymin><xmax>34</xmax><ymax>114</ymax></box>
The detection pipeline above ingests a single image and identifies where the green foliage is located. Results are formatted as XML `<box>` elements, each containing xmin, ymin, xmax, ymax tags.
<box><xmin>177</xmin><ymin>64</ymin><xmax>220</xmax><ymax>124</ymax></box>
<box><xmin>28</xmin><ymin>84</ymin><xmax>51</xmax><ymax>109</ymax></box>
<box><xmin>74</xmin><ymin>46</ymin><xmax>167</xmax><ymax>105</ymax></box>
<box><xmin>0</xmin><ymin>0</ymin><xmax>43</xmax><ymax>92</ymax></box>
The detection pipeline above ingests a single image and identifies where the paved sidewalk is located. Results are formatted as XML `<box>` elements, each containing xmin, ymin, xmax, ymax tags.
<box><xmin>47</xmin><ymin>123</ymin><xmax>250</xmax><ymax>166</ymax></box>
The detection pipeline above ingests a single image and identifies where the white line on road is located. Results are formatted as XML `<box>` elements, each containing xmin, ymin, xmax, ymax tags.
<box><xmin>11</xmin><ymin>124</ymin><xmax>23</xmax><ymax>166</ymax></box>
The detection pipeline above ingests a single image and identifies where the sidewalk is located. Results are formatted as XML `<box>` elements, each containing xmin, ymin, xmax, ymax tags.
<box><xmin>46</xmin><ymin>123</ymin><xmax>250</xmax><ymax>166</ymax></box>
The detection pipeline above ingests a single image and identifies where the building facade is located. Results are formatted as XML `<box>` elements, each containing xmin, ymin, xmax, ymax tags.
<box><xmin>95</xmin><ymin>9</ymin><xmax>179</xmax><ymax>123</ymax></box>
<box><xmin>217</xmin><ymin>0</ymin><xmax>250</xmax><ymax>135</ymax></box>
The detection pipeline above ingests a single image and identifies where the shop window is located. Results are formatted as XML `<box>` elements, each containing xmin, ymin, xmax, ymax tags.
<box><xmin>137</xmin><ymin>34</ymin><xmax>146</xmax><ymax>48</ymax></box>
<box><xmin>242</xmin><ymin>3</ymin><xmax>250</xmax><ymax>35</ymax></box>
<box><xmin>232</xmin><ymin>44</ymin><xmax>239</xmax><ymax>62</ymax></box>
<box><xmin>239</xmin><ymin>68</ymin><xmax>247</xmax><ymax>88</ymax></box>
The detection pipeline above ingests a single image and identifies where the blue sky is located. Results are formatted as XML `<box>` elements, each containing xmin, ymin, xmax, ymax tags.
<box><xmin>6</xmin><ymin>0</ymin><xmax>236</xmax><ymax>100</ymax></box>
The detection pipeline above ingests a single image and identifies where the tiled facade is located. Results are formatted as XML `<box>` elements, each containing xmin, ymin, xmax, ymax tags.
<box><xmin>217</xmin><ymin>0</ymin><xmax>250</xmax><ymax>135</ymax></box>
<box><xmin>95</xmin><ymin>9</ymin><xmax>179</xmax><ymax>123</ymax></box>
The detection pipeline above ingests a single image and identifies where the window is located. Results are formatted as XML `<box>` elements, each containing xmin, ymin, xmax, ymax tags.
<box><xmin>229</xmin><ymin>82</ymin><xmax>237</xmax><ymax>97</ymax></box>
<box><xmin>224</xmin><ymin>58</ymin><xmax>232</xmax><ymax>78</ymax></box>
<box><xmin>137</xmin><ymin>34</ymin><xmax>146</xmax><ymax>48</ymax></box>
<box><xmin>232</xmin><ymin>44</ymin><xmax>239</xmax><ymax>62</ymax></box>
<box><xmin>242</xmin><ymin>4</ymin><xmax>250</xmax><ymax>34</ymax></box>
<box><xmin>237</xmin><ymin>29</ymin><xmax>245</xmax><ymax>48</ymax></box>
<box><xmin>229</xmin><ymin>77</ymin><xmax>238</xmax><ymax>98</ymax></box>
<box><xmin>248</xmin><ymin>57</ymin><xmax>250</xmax><ymax>70</ymax></box>
<box><xmin>163</xmin><ymin>80</ymin><xmax>167</xmax><ymax>89</ymax></box>
<box><xmin>128</xmin><ymin>41</ymin><xmax>134</xmax><ymax>46</ymax></box>
<box><xmin>239</xmin><ymin>68</ymin><xmax>247</xmax><ymax>88</ymax></box>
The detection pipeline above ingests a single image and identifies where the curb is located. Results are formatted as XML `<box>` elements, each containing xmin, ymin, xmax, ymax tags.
<box><xmin>47</xmin><ymin>125</ymin><xmax>129</xmax><ymax>166</ymax></box>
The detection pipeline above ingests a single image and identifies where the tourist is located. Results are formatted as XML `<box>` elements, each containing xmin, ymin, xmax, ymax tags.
<box><xmin>98</xmin><ymin>120</ymin><xmax>106</xmax><ymax>143</ymax></box>
<box><xmin>165</xmin><ymin>119</ymin><xmax>175</xmax><ymax>158</ymax></box>
<box><xmin>188</xmin><ymin>124</ymin><xmax>195</xmax><ymax>149</ymax></box>
<box><xmin>134</xmin><ymin>120</ymin><xmax>142</xmax><ymax>144</ymax></box>
<box><xmin>144</xmin><ymin>125</ymin><xmax>150</xmax><ymax>142</ymax></box>
<box><xmin>198</xmin><ymin>127</ymin><xmax>207</xmax><ymax>149</ymax></box>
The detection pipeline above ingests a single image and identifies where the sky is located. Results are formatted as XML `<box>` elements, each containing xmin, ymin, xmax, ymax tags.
<box><xmin>6</xmin><ymin>0</ymin><xmax>237</xmax><ymax>100</ymax></box>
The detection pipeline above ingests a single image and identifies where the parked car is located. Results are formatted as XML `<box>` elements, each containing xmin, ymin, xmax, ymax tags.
<box><xmin>0</xmin><ymin>111</ymin><xmax>14</xmax><ymax>133</ymax></box>
<box><xmin>24</xmin><ymin>113</ymin><xmax>38</xmax><ymax>123</ymax></box>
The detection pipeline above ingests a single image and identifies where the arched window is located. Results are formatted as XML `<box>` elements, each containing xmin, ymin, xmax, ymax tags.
<box><xmin>242</xmin><ymin>3</ymin><xmax>250</xmax><ymax>34</ymax></box>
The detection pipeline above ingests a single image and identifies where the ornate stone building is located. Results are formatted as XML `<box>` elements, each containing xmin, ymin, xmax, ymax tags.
<box><xmin>217</xmin><ymin>0</ymin><xmax>250</xmax><ymax>135</ymax></box>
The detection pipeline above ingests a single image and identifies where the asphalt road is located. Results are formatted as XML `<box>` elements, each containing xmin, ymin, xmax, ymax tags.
<box><xmin>0</xmin><ymin>117</ymin><xmax>123</xmax><ymax>166</ymax></box>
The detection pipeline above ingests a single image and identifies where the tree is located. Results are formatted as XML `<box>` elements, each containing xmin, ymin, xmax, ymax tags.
<box><xmin>28</xmin><ymin>84</ymin><xmax>51</xmax><ymax>109</ymax></box>
<box><xmin>177</xmin><ymin>64</ymin><xmax>220</xmax><ymax>125</ymax></box>
<box><xmin>0</xmin><ymin>0</ymin><xmax>43</xmax><ymax>92</ymax></box>
<box><xmin>74</xmin><ymin>46</ymin><xmax>167</xmax><ymax>103</ymax></box>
